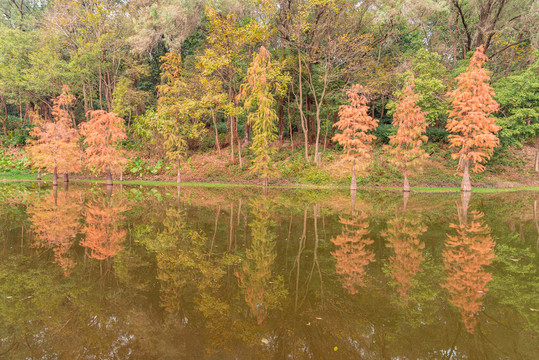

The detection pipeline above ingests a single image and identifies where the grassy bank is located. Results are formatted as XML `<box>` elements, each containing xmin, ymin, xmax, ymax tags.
<box><xmin>1</xmin><ymin>143</ymin><xmax>538</xmax><ymax>191</ymax></box>
<box><xmin>3</xmin><ymin>173</ymin><xmax>539</xmax><ymax>193</ymax></box>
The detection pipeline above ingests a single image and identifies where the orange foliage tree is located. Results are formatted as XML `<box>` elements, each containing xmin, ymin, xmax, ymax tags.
<box><xmin>331</xmin><ymin>210</ymin><xmax>375</xmax><ymax>294</ymax></box>
<box><xmin>333</xmin><ymin>84</ymin><xmax>378</xmax><ymax>191</ymax></box>
<box><xmin>388</xmin><ymin>80</ymin><xmax>429</xmax><ymax>191</ymax></box>
<box><xmin>81</xmin><ymin>196</ymin><xmax>129</xmax><ymax>260</ymax></box>
<box><xmin>383</xmin><ymin>211</ymin><xmax>427</xmax><ymax>302</ymax></box>
<box><xmin>443</xmin><ymin>205</ymin><xmax>496</xmax><ymax>333</ymax></box>
<box><xmin>28</xmin><ymin>188</ymin><xmax>83</xmax><ymax>276</ymax></box>
<box><xmin>27</xmin><ymin>86</ymin><xmax>82</xmax><ymax>185</ymax></box>
<box><xmin>446</xmin><ymin>45</ymin><xmax>501</xmax><ymax>192</ymax></box>
<box><xmin>80</xmin><ymin>110</ymin><xmax>128</xmax><ymax>185</ymax></box>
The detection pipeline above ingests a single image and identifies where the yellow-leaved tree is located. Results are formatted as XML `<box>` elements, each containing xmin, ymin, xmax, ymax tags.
<box><xmin>80</xmin><ymin>110</ymin><xmax>128</xmax><ymax>185</ymax></box>
<box><xmin>446</xmin><ymin>45</ymin><xmax>501</xmax><ymax>192</ymax></box>
<box><xmin>333</xmin><ymin>84</ymin><xmax>378</xmax><ymax>190</ymax></box>
<box><xmin>28</xmin><ymin>86</ymin><xmax>82</xmax><ymax>185</ymax></box>
<box><xmin>388</xmin><ymin>80</ymin><xmax>429</xmax><ymax>191</ymax></box>
<box><xmin>157</xmin><ymin>52</ymin><xmax>205</xmax><ymax>183</ymax></box>
<box><xmin>240</xmin><ymin>46</ymin><xmax>289</xmax><ymax>186</ymax></box>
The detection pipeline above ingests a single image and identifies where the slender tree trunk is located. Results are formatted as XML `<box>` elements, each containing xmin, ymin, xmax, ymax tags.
<box><xmin>461</xmin><ymin>158</ymin><xmax>472</xmax><ymax>192</ymax></box>
<box><xmin>37</xmin><ymin>170</ymin><xmax>41</xmax><ymax>181</ymax></box>
<box><xmin>53</xmin><ymin>167</ymin><xmax>58</xmax><ymax>186</ymax></box>
<box><xmin>176</xmin><ymin>159</ymin><xmax>181</xmax><ymax>183</ymax></box>
<box><xmin>229</xmin><ymin>115</ymin><xmax>235</xmax><ymax>162</ymax></box>
<box><xmin>63</xmin><ymin>172</ymin><xmax>69</xmax><ymax>183</ymax></box>
<box><xmin>212</xmin><ymin>109</ymin><xmax>221</xmax><ymax>155</ymax></box>
<box><xmin>106</xmin><ymin>168</ymin><xmax>113</xmax><ymax>185</ymax></box>
<box><xmin>82</xmin><ymin>82</ymin><xmax>89</xmax><ymax>116</ymax></box>
<box><xmin>237</xmin><ymin>121</ymin><xmax>243</xmax><ymax>169</ymax></box>
<box><xmin>403</xmin><ymin>170</ymin><xmax>410</xmax><ymax>192</ymax></box>
<box><xmin>297</xmin><ymin>54</ymin><xmax>309</xmax><ymax>162</ymax></box>
<box><xmin>288</xmin><ymin>98</ymin><xmax>294</xmax><ymax>151</ymax></box>
<box><xmin>351</xmin><ymin>159</ymin><xmax>357</xmax><ymax>191</ymax></box>
<box><xmin>278</xmin><ymin>97</ymin><xmax>284</xmax><ymax>142</ymax></box>
<box><xmin>0</xmin><ymin>95</ymin><xmax>7</xmax><ymax>136</ymax></box>
<box><xmin>535</xmin><ymin>140</ymin><xmax>539</xmax><ymax>172</ymax></box>
<box><xmin>263</xmin><ymin>176</ymin><xmax>268</xmax><ymax>187</ymax></box>
<box><xmin>244</xmin><ymin>120</ymin><xmax>249</xmax><ymax>144</ymax></box>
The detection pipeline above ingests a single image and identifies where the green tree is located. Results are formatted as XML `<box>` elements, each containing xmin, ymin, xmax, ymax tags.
<box><xmin>494</xmin><ymin>53</ymin><xmax>539</xmax><ymax>171</ymax></box>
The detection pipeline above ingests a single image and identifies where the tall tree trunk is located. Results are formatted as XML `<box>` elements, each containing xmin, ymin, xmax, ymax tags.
<box><xmin>229</xmin><ymin>115</ymin><xmax>235</xmax><ymax>162</ymax></box>
<box><xmin>37</xmin><ymin>170</ymin><xmax>41</xmax><ymax>181</ymax></box>
<box><xmin>403</xmin><ymin>170</ymin><xmax>410</xmax><ymax>192</ymax></box>
<box><xmin>461</xmin><ymin>158</ymin><xmax>472</xmax><ymax>192</ymax></box>
<box><xmin>263</xmin><ymin>176</ymin><xmax>268</xmax><ymax>187</ymax></box>
<box><xmin>244</xmin><ymin>120</ymin><xmax>249</xmax><ymax>144</ymax></box>
<box><xmin>535</xmin><ymin>140</ymin><xmax>539</xmax><ymax>172</ymax></box>
<box><xmin>212</xmin><ymin>109</ymin><xmax>221</xmax><ymax>155</ymax></box>
<box><xmin>351</xmin><ymin>159</ymin><xmax>357</xmax><ymax>191</ymax></box>
<box><xmin>63</xmin><ymin>172</ymin><xmax>69</xmax><ymax>183</ymax></box>
<box><xmin>176</xmin><ymin>159</ymin><xmax>181</xmax><ymax>183</ymax></box>
<box><xmin>107</xmin><ymin>168</ymin><xmax>113</xmax><ymax>185</ymax></box>
<box><xmin>53</xmin><ymin>167</ymin><xmax>58</xmax><ymax>186</ymax></box>
<box><xmin>82</xmin><ymin>82</ymin><xmax>89</xmax><ymax>116</ymax></box>
<box><xmin>237</xmin><ymin>123</ymin><xmax>243</xmax><ymax>169</ymax></box>
<box><xmin>288</xmin><ymin>95</ymin><xmax>294</xmax><ymax>151</ymax></box>
<box><xmin>297</xmin><ymin>54</ymin><xmax>309</xmax><ymax>162</ymax></box>
<box><xmin>0</xmin><ymin>95</ymin><xmax>7</xmax><ymax>136</ymax></box>
<box><xmin>278</xmin><ymin>97</ymin><xmax>284</xmax><ymax>142</ymax></box>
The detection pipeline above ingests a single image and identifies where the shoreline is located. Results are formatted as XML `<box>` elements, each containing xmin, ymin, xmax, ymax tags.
<box><xmin>2</xmin><ymin>174</ymin><xmax>539</xmax><ymax>193</ymax></box>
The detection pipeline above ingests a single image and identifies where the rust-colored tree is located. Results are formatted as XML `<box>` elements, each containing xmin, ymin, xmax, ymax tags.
<box><xmin>446</xmin><ymin>45</ymin><xmax>501</xmax><ymax>192</ymax></box>
<box><xmin>80</xmin><ymin>110</ymin><xmax>128</xmax><ymax>185</ymax></box>
<box><xmin>383</xmin><ymin>211</ymin><xmax>427</xmax><ymax>302</ymax></box>
<box><xmin>333</xmin><ymin>84</ymin><xmax>378</xmax><ymax>191</ymax></box>
<box><xmin>28</xmin><ymin>188</ymin><xmax>83</xmax><ymax>276</ymax></box>
<box><xmin>388</xmin><ymin>80</ymin><xmax>429</xmax><ymax>191</ymax></box>
<box><xmin>331</xmin><ymin>211</ymin><xmax>375</xmax><ymax>294</ymax></box>
<box><xmin>27</xmin><ymin>86</ymin><xmax>82</xmax><ymax>185</ymax></box>
<box><xmin>81</xmin><ymin>197</ymin><xmax>128</xmax><ymax>260</ymax></box>
<box><xmin>443</xmin><ymin>205</ymin><xmax>496</xmax><ymax>333</ymax></box>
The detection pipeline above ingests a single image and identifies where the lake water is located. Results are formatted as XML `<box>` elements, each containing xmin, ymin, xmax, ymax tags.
<box><xmin>0</xmin><ymin>182</ymin><xmax>537</xmax><ymax>359</ymax></box>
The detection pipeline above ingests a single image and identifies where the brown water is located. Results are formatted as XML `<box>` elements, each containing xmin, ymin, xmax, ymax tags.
<box><xmin>0</xmin><ymin>182</ymin><xmax>537</xmax><ymax>359</ymax></box>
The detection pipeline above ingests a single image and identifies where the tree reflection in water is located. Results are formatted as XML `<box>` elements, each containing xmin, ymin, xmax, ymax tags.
<box><xmin>28</xmin><ymin>187</ymin><xmax>83</xmax><ymax>276</ymax></box>
<box><xmin>81</xmin><ymin>195</ymin><xmax>129</xmax><ymax>260</ymax></box>
<box><xmin>331</xmin><ymin>209</ymin><xmax>375</xmax><ymax>294</ymax></box>
<box><xmin>383</xmin><ymin>198</ymin><xmax>427</xmax><ymax>302</ymax></box>
<box><xmin>235</xmin><ymin>198</ymin><xmax>286</xmax><ymax>324</ymax></box>
<box><xmin>443</xmin><ymin>194</ymin><xmax>496</xmax><ymax>333</ymax></box>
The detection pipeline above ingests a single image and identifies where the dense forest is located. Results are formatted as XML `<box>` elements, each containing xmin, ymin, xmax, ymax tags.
<box><xmin>0</xmin><ymin>0</ymin><xmax>538</xmax><ymax>188</ymax></box>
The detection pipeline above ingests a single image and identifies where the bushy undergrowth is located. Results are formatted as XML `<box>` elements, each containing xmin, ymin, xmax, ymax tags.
<box><xmin>0</xmin><ymin>150</ymin><xmax>31</xmax><ymax>174</ymax></box>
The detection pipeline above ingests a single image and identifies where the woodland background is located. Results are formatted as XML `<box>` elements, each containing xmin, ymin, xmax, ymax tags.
<box><xmin>0</xmin><ymin>0</ymin><xmax>538</xmax><ymax>186</ymax></box>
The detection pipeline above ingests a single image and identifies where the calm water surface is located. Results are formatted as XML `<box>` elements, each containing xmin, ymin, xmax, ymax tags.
<box><xmin>0</xmin><ymin>183</ymin><xmax>537</xmax><ymax>359</ymax></box>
